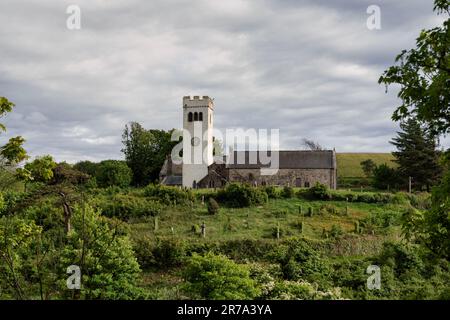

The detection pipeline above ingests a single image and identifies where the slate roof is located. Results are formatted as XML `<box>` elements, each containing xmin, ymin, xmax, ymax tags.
<box><xmin>224</xmin><ymin>150</ymin><xmax>336</xmax><ymax>169</ymax></box>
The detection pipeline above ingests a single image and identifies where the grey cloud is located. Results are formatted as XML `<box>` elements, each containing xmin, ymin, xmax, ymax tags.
<box><xmin>0</xmin><ymin>0</ymin><xmax>448</xmax><ymax>163</ymax></box>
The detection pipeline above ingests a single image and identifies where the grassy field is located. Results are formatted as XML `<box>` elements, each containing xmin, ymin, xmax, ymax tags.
<box><xmin>129</xmin><ymin>197</ymin><xmax>400</xmax><ymax>244</ymax></box>
<box><xmin>129</xmin><ymin>191</ymin><xmax>407</xmax><ymax>298</ymax></box>
<box><xmin>337</xmin><ymin>153</ymin><xmax>396</xmax><ymax>178</ymax></box>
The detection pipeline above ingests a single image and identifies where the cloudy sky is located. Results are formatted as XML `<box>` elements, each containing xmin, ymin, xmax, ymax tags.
<box><xmin>0</xmin><ymin>0</ymin><xmax>448</xmax><ymax>163</ymax></box>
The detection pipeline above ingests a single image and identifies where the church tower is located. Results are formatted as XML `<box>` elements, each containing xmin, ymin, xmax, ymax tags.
<box><xmin>182</xmin><ymin>96</ymin><xmax>214</xmax><ymax>188</ymax></box>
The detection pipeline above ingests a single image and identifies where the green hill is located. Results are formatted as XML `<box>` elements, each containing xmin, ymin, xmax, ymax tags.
<box><xmin>337</xmin><ymin>153</ymin><xmax>396</xmax><ymax>178</ymax></box>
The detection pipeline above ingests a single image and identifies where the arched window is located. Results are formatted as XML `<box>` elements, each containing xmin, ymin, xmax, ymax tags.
<box><xmin>188</xmin><ymin>112</ymin><xmax>193</xmax><ymax>122</ymax></box>
<box><xmin>199</xmin><ymin>112</ymin><xmax>203</xmax><ymax>121</ymax></box>
<box><xmin>194</xmin><ymin>112</ymin><xmax>198</xmax><ymax>121</ymax></box>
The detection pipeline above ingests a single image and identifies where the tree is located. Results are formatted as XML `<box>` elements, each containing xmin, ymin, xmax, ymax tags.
<box><xmin>302</xmin><ymin>138</ymin><xmax>323</xmax><ymax>151</ymax></box>
<box><xmin>96</xmin><ymin>160</ymin><xmax>132</xmax><ymax>188</ymax></box>
<box><xmin>360</xmin><ymin>159</ymin><xmax>377</xmax><ymax>177</ymax></box>
<box><xmin>20</xmin><ymin>155</ymin><xmax>57</xmax><ymax>184</ymax></box>
<box><xmin>0</xmin><ymin>216</ymin><xmax>42</xmax><ymax>299</ymax></box>
<box><xmin>183</xmin><ymin>252</ymin><xmax>260</xmax><ymax>299</ymax></box>
<box><xmin>379</xmin><ymin>2</ymin><xmax>450</xmax><ymax>136</ymax></box>
<box><xmin>380</xmin><ymin>1</ymin><xmax>450</xmax><ymax>259</ymax></box>
<box><xmin>0</xmin><ymin>97</ymin><xmax>28</xmax><ymax>166</ymax></box>
<box><xmin>73</xmin><ymin>161</ymin><xmax>99</xmax><ymax>177</ymax></box>
<box><xmin>59</xmin><ymin>204</ymin><xmax>143</xmax><ymax>299</ymax></box>
<box><xmin>372</xmin><ymin>164</ymin><xmax>399</xmax><ymax>190</ymax></box>
<box><xmin>121</xmin><ymin>122</ymin><xmax>176</xmax><ymax>186</ymax></box>
<box><xmin>390</xmin><ymin>118</ymin><xmax>442</xmax><ymax>191</ymax></box>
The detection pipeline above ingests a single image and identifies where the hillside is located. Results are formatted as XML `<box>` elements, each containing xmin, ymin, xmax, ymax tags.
<box><xmin>337</xmin><ymin>153</ymin><xmax>396</xmax><ymax>178</ymax></box>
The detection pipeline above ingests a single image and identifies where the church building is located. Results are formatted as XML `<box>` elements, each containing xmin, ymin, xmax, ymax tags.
<box><xmin>160</xmin><ymin>96</ymin><xmax>337</xmax><ymax>189</ymax></box>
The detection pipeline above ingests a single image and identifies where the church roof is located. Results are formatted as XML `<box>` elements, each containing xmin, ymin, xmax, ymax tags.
<box><xmin>224</xmin><ymin>150</ymin><xmax>336</xmax><ymax>169</ymax></box>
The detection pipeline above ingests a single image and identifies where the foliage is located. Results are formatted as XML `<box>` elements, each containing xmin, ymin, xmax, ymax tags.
<box><xmin>144</xmin><ymin>184</ymin><xmax>194</xmax><ymax>206</ymax></box>
<box><xmin>390</xmin><ymin>118</ymin><xmax>442</xmax><ymax>191</ymax></box>
<box><xmin>379</xmin><ymin>2</ymin><xmax>450</xmax><ymax>136</ymax></box>
<box><xmin>20</xmin><ymin>155</ymin><xmax>57</xmax><ymax>184</ymax></box>
<box><xmin>96</xmin><ymin>160</ymin><xmax>132</xmax><ymax>188</ymax></box>
<box><xmin>0</xmin><ymin>97</ymin><xmax>28</xmax><ymax>166</ymax></box>
<box><xmin>0</xmin><ymin>216</ymin><xmax>42</xmax><ymax>299</ymax></box>
<box><xmin>268</xmin><ymin>238</ymin><xmax>331</xmax><ymax>286</ymax></box>
<box><xmin>281</xmin><ymin>186</ymin><xmax>294</xmax><ymax>198</ymax></box>
<box><xmin>183</xmin><ymin>252</ymin><xmax>260</xmax><ymax>300</ymax></box>
<box><xmin>122</xmin><ymin>122</ymin><xmax>177</xmax><ymax>186</ymax></box>
<box><xmin>217</xmin><ymin>183</ymin><xmax>268</xmax><ymax>208</ymax></box>
<box><xmin>402</xmin><ymin>160</ymin><xmax>450</xmax><ymax>259</ymax></box>
<box><xmin>360</xmin><ymin>159</ymin><xmax>376</xmax><ymax>177</ymax></box>
<box><xmin>73</xmin><ymin>161</ymin><xmax>99</xmax><ymax>177</ymax></box>
<box><xmin>337</xmin><ymin>153</ymin><xmax>396</xmax><ymax>178</ymax></box>
<box><xmin>307</xmin><ymin>183</ymin><xmax>331</xmax><ymax>200</ymax></box>
<box><xmin>264</xmin><ymin>186</ymin><xmax>280</xmax><ymax>199</ymax></box>
<box><xmin>0</xmin><ymin>136</ymin><xmax>28</xmax><ymax>165</ymax></box>
<box><xmin>207</xmin><ymin>198</ymin><xmax>219</xmax><ymax>215</ymax></box>
<box><xmin>60</xmin><ymin>204</ymin><xmax>143</xmax><ymax>299</ymax></box>
<box><xmin>94</xmin><ymin>194</ymin><xmax>162</xmax><ymax>220</ymax></box>
<box><xmin>372</xmin><ymin>163</ymin><xmax>400</xmax><ymax>190</ymax></box>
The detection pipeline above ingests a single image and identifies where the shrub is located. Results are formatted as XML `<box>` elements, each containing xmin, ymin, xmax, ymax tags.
<box><xmin>97</xmin><ymin>194</ymin><xmax>163</xmax><ymax>220</ymax></box>
<box><xmin>217</xmin><ymin>183</ymin><xmax>268</xmax><ymax>208</ymax></box>
<box><xmin>144</xmin><ymin>184</ymin><xmax>194</xmax><ymax>206</ymax></box>
<box><xmin>96</xmin><ymin>160</ymin><xmax>132</xmax><ymax>188</ymax></box>
<box><xmin>60</xmin><ymin>204</ymin><xmax>143</xmax><ymax>299</ymax></box>
<box><xmin>269</xmin><ymin>280</ymin><xmax>342</xmax><ymax>300</ymax></box>
<box><xmin>264</xmin><ymin>186</ymin><xmax>280</xmax><ymax>199</ymax></box>
<box><xmin>376</xmin><ymin>242</ymin><xmax>424</xmax><ymax>277</ymax></box>
<box><xmin>268</xmin><ymin>238</ymin><xmax>331</xmax><ymax>285</ymax></box>
<box><xmin>207</xmin><ymin>198</ymin><xmax>220</xmax><ymax>215</ymax></box>
<box><xmin>281</xmin><ymin>186</ymin><xmax>294</xmax><ymax>198</ymax></box>
<box><xmin>152</xmin><ymin>238</ymin><xmax>187</xmax><ymax>268</ymax></box>
<box><xmin>308</xmin><ymin>183</ymin><xmax>331</xmax><ymax>200</ymax></box>
<box><xmin>0</xmin><ymin>191</ymin><xmax>26</xmax><ymax>216</ymax></box>
<box><xmin>183</xmin><ymin>252</ymin><xmax>260</xmax><ymax>299</ymax></box>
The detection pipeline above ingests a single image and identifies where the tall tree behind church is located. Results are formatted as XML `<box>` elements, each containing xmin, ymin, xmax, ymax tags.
<box><xmin>122</xmin><ymin>122</ymin><xmax>176</xmax><ymax>186</ymax></box>
<box><xmin>390</xmin><ymin>118</ymin><xmax>442</xmax><ymax>191</ymax></box>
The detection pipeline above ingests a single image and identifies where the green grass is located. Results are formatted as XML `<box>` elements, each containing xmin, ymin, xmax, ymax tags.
<box><xmin>337</xmin><ymin>153</ymin><xmax>396</xmax><ymax>178</ymax></box>
<box><xmin>129</xmin><ymin>197</ymin><xmax>403</xmax><ymax>244</ymax></box>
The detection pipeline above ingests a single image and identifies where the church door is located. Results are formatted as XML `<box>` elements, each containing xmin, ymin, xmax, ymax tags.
<box><xmin>295</xmin><ymin>178</ymin><xmax>302</xmax><ymax>187</ymax></box>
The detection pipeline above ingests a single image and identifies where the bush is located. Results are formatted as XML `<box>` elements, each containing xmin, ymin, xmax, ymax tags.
<box><xmin>268</xmin><ymin>238</ymin><xmax>331</xmax><ymax>286</ymax></box>
<box><xmin>183</xmin><ymin>252</ymin><xmax>260</xmax><ymax>299</ymax></box>
<box><xmin>207</xmin><ymin>198</ymin><xmax>219</xmax><ymax>215</ymax></box>
<box><xmin>60</xmin><ymin>204</ymin><xmax>144</xmax><ymax>299</ymax></box>
<box><xmin>264</xmin><ymin>186</ymin><xmax>280</xmax><ymax>199</ymax></box>
<box><xmin>308</xmin><ymin>183</ymin><xmax>331</xmax><ymax>200</ymax></box>
<box><xmin>281</xmin><ymin>186</ymin><xmax>294</xmax><ymax>198</ymax></box>
<box><xmin>217</xmin><ymin>183</ymin><xmax>268</xmax><ymax>208</ymax></box>
<box><xmin>96</xmin><ymin>160</ymin><xmax>132</xmax><ymax>188</ymax></box>
<box><xmin>376</xmin><ymin>242</ymin><xmax>424</xmax><ymax>277</ymax></box>
<box><xmin>373</xmin><ymin>164</ymin><xmax>400</xmax><ymax>190</ymax></box>
<box><xmin>96</xmin><ymin>194</ymin><xmax>163</xmax><ymax>220</ymax></box>
<box><xmin>144</xmin><ymin>184</ymin><xmax>194</xmax><ymax>206</ymax></box>
<box><xmin>152</xmin><ymin>238</ymin><xmax>187</xmax><ymax>268</ymax></box>
<box><xmin>0</xmin><ymin>191</ymin><xmax>26</xmax><ymax>216</ymax></box>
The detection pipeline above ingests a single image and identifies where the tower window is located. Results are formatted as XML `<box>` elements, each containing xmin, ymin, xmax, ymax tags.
<box><xmin>199</xmin><ymin>112</ymin><xmax>203</xmax><ymax>121</ymax></box>
<box><xmin>188</xmin><ymin>112</ymin><xmax>193</xmax><ymax>122</ymax></box>
<box><xmin>194</xmin><ymin>112</ymin><xmax>198</xmax><ymax>121</ymax></box>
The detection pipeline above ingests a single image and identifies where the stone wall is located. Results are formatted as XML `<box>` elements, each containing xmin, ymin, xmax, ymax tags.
<box><xmin>228</xmin><ymin>168</ymin><xmax>336</xmax><ymax>189</ymax></box>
